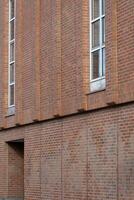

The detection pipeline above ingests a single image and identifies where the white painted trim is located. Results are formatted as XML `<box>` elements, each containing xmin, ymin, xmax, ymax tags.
<box><xmin>7</xmin><ymin>105</ymin><xmax>15</xmax><ymax>116</ymax></box>
<box><xmin>90</xmin><ymin>77</ymin><xmax>105</xmax><ymax>92</ymax></box>
<box><xmin>8</xmin><ymin>0</ymin><xmax>16</xmax><ymax>107</ymax></box>
<box><xmin>90</xmin><ymin>0</ymin><xmax>106</xmax><ymax>88</ymax></box>
<box><xmin>89</xmin><ymin>0</ymin><xmax>92</xmax><ymax>81</ymax></box>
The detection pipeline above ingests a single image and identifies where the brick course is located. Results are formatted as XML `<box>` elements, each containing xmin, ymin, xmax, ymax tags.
<box><xmin>0</xmin><ymin>104</ymin><xmax>134</xmax><ymax>199</ymax></box>
<box><xmin>0</xmin><ymin>0</ymin><xmax>133</xmax><ymax>128</ymax></box>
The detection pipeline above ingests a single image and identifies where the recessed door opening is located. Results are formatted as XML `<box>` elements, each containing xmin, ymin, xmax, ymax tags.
<box><xmin>7</xmin><ymin>139</ymin><xmax>24</xmax><ymax>200</ymax></box>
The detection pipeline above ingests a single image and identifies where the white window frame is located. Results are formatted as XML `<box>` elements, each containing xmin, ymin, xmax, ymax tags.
<box><xmin>90</xmin><ymin>0</ymin><xmax>105</xmax><ymax>92</ymax></box>
<box><xmin>8</xmin><ymin>0</ymin><xmax>16</xmax><ymax>111</ymax></box>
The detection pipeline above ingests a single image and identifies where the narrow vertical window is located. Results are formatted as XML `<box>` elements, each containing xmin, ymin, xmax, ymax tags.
<box><xmin>90</xmin><ymin>0</ymin><xmax>105</xmax><ymax>92</ymax></box>
<box><xmin>9</xmin><ymin>0</ymin><xmax>15</xmax><ymax>108</ymax></box>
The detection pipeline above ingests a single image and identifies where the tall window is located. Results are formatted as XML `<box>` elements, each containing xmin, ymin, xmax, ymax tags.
<box><xmin>90</xmin><ymin>0</ymin><xmax>105</xmax><ymax>91</ymax></box>
<box><xmin>9</xmin><ymin>0</ymin><xmax>15</xmax><ymax>107</ymax></box>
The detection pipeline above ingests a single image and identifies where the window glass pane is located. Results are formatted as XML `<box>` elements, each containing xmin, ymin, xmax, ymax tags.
<box><xmin>10</xmin><ymin>20</ymin><xmax>14</xmax><ymax>40</ymax></box>
<box><xmin>10</xmin><ymin>84</ymin><xmax>14</xmax><ymax>105</ymax></box>
<box><xmin>10</xmin><ymin>63</ymin><xmax>15</xmax><ymax>83</ymax></box>
<box><xmin>10</xmin><ymin>42</ymin><xmax>14</xmax><ymax>62</ymax></box>
<box><xmin>92</xmin><ymin>50</ymin><xmax>100</xmax><ymax>79</ymax></box>
<box><xmin>92</xmin><ymin>20</ymin><xmax>100</xmax><ymax>48</ymax></box>
<box><xmin>10</xmin><ymin>0</ymin><xmax>14</xmax><ymax>19</ymax></box>
<box><xmin>92</xmin><ymin>0</ymin><xmax>100</xmax><ymax>19</ymax></box>
<box><xmin>102</xmin><ymin>48</ymin><xmax>105</xmax><ymax>76</ymax></box>
<box><xmin>102</xmin><ymin>0</ymin><xmax>105</xmax><ymax>15</ymax></box>
<box><xmin>102</xmin><ymin>17</ymin><xmax>105</xmax><ymax>44</ymax></box>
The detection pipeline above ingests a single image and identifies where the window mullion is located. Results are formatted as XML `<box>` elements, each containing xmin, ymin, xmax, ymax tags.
<box><xmin>91</xmin><ymin>46</ymin><xmax>101</xmax><ymax>53</ymax></box>
<box><xmin>100</xmin><ymin>19</ymin><xmax>103</xmax><ymax>77</ymax></box>
<box><xmin>9</xmin><ymin>61</ymin><xmax>15</xmax><ymax>65</ymax></box>
<box><xmin>9</xmin><ymin>39</ymin><xmax>15</xmax><ymax>44</ymax></box>
<box><xmin>90</xmin><ymin>0</ymin><xmax>92</xmax><ymax>80</ymax></box>
<box><xmin>91</xmin><ymin>16</ymin><xmax>101</xmax><ymax>23</ymax></box>
<box><xmin>9</xmin><ymin>17</ymin><xmax>15</xmax><ymax>22</ymax></box>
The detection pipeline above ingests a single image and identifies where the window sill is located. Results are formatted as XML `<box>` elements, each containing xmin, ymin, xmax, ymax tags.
<box><xmin>90</xmin><ymin>77</ymin><xmax>106</xmax><ymax>93</ymax></box>
<box><xmin>6</xmin><ymin>106</ymin><xmax>15</xmax><ymax>117</ymax></box>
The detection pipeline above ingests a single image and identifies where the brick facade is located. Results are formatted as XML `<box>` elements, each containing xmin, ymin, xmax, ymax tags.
<box><xmin>0</xmin><ymin>0</ymin><xmax>134</xmax><ymax>200</ymax></box>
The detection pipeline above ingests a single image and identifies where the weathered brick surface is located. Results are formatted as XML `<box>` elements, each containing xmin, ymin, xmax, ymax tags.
<box><xmin>41</xmin><ymin>121</ymin><xmax>62</xmax><ymax>200</ymax></box>
<box><xmin>117</xmin><ymin>0</ymin><xmax>134</xmax><ymax>103</ymax></box>
<box><xmin>0</xmin><ymin>0</ymin><xmax>133</xmax><ymax>128</ymax></box>
<box><xmin>24</xmin><ymin>124</ymin><xmax>41</xmax><ymax>200</ymax></box>
<box><xmin>0</xmin><ymin>0</ymin><xmax>134</xmax><ymax>200</ymax></box>
<box><xmin>40</xmin><ymin>0</ymin><xmax>58</xmax><ymax>119</ymax></box>
<box><xmin>62</xmin><ymin>117</ymin><xmax>87</xmax><ymax>200</ymax></box>
<box><xmin>87</xmin><ymin>109</ymin><xmax>118</xmax><ymax>200</ymax></box>
<box><xmin>118</xmin><ymin>105</ymin><xmax>134</xmax><ymax>200</ymax></box>
<box><xmin>0</xmin><ymin>104</ymin><xmax>134</xmax><ymax>200</ymax></box>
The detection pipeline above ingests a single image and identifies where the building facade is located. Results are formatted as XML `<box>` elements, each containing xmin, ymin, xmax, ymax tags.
<box><xmin>0</xmin><ymin>0</ymin><xmax>134</xmax><ymax>199</ymax></box>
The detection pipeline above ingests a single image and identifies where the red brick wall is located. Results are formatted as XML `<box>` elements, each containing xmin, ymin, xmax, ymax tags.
<box><xmin>0</xmin><ymin>137</ymin><xmax>8</xmax><ymax>198</ymax></box>
<box><xmin>117</xmin><ymin>0</ymin><xmax>134</xmax><ymax>103</ymax></box>
<box><xmin>0</xmin><ymin>0</ymin><xmax>133</xmax><ymax>199</ymax></box>
<box><xmin>20</xmin><ymin>104</ymin><xmax>134</xmax><ymax>200</ymax></box>
<box><xmin>0</xmin><ymin>0</ymin><xmax>133</xmax><ymax>128</ymax></box>
<box><xmin>0</xmin><ymin>103</ymin><xmax>134</xmax><ymax>199</ymax></box>
<box><xmin>24</xmin><ymin>124</ymin><xmax>41</xmax><ymax>200</ymax></box>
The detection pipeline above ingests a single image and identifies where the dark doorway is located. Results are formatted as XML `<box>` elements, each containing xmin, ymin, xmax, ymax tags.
<box><xmin>7</xmin><ymin>139</ymin><xmax>24</xmax><ymax>200</ymax></box>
